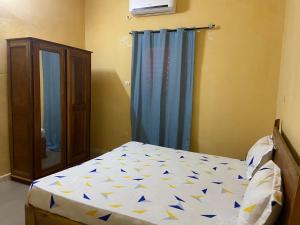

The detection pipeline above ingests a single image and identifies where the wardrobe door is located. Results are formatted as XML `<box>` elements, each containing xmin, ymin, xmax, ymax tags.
<box><xmin>67</xmin><ymin>49</ymin><xmax>91</xmax><ymax>165</ymax></box>
<box><xmin>32</xmin><ymin>41</ymin><xmax>67</xmax><ymax>178</ymax></box>
<box><xmin>7</xmin><ymin>39</ymin><xmax>34</xmax><ymax>183</ymax></box>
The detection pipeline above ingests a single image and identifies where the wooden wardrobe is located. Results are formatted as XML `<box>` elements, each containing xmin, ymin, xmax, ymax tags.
<box><xmin>7</xmin><ymin>37</ymin><xmax>92</xmax><ymax>184</ymax></box>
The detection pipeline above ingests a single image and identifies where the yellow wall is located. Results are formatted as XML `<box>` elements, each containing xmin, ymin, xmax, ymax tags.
<box><xmin>85</xmin><ymin>0</ymin><xmax>285</xmax><ymax>159</ymax></box>
<box><xmin>277</xmin><ymin>0</ymin><xmax>300</xmax><ymax>154</ymax></box>
<box><xmin>0</xmin><ymin>0</ymin><xmax>85</xmax><ymax>176</ymax></box>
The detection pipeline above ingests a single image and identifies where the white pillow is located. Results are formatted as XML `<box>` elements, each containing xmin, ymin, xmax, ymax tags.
<box><xmin>237</xmin><ymin>160</ymin><xmax>283</xmax><ymax>225</ymax></box>
<box><xmin>246</xmin><ymin>136</ymin><xmax>274</xmax><ymax>179</ymax></box>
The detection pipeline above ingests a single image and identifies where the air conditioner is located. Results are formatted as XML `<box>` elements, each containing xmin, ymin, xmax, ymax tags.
<box><xmin>129</xmin><ymin>0</ymin><xmax>176</xmax><ymax>16</ymax></box>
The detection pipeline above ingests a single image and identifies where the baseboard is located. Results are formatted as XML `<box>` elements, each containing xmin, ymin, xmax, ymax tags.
<box><xmin>0</xmin><ymin>173</ymin><xmax>11</xmax><ymax>183</ymax></box>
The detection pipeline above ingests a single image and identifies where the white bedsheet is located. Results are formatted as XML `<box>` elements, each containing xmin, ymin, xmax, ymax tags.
<box><xmin>28</xmin><ymin>142</ymin><xmax>248</xmax><ymax>225</ymax></box>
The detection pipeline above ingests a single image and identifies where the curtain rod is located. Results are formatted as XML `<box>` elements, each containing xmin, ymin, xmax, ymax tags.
<box><xmin>129</xmin><ymin>24</ymin><xmax>216</xmax><ymax>35</ymax></box>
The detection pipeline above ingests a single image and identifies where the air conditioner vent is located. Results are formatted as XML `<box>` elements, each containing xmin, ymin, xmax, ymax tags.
<box><xmin>129</xmin><ymin>0</ymin><xmax>176</xmax><ymax>16</ymax></box>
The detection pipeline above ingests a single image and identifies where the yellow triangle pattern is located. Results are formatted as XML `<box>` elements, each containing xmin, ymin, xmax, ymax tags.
<box><xmin>110</xmin><ymin>204</ymin><xmax>123</xmax><ymax>208</ymax></box>
<box><xmin>243</xmin><ymin>204</ymin><xmax>256</xmax><ymax>213</ymax></box>
<box><xmin>85</xmin><ymin>182</ymin><xmax>92</xmax><ymax>187</ymax></box>
<box><xmin>192</xmin><ymin>195</ymin><xmax>206</xmax><ymax>200</ymax></box>
<box><xmin>168</xmin><ymin>184</ymin><xmax>176</xmax><ymax>189</ymax></box>
<box><xmin>86</xmin><ymin>210</ymin><xmax>97</xmax><ymax>217</ymax></box>
<box><xmin>136</xmin><ymin>184</ymin><xmax>147</xmax><ymax>189</ymax></box>
<box><xmin>61</xmin><ymin>190</ymin><xmax>72</xmax><ymax>194</ymax></box>
<box><xmin>101</xmin><ymin>192</ymin><xmax>113</xmax><ymax>197</ymax></box>
<box><xmin>241</xmin><ymin>182</ymin><xmax>248</xmax><ymax>187</ymax></box>
<box><xmin>222</xmin><ymin>188</ymin><xmax>233</xmax><ymax>194</ymax></box>
<box><xmin>54</xmin><ymin>181</ymin><xmax>62</xmax><ymax>187</ymax></box>
<box><xmin>133</xmin><ymin>210</ymin><xmax>147</xmax><ymax>214</ymax></box>
<box><xmin>114</xmin><ymin>185</ymin><xmax>125</xmax><ymax>188</ymax></box>
<box><xmin>185</xmin><ymin>180</ymin><xmax>194</xmax><ymax>184</ymax></box>
<box><xmin>166</xmin><ymin>211</ymin><xmax>178</xmax><ymax>219</ymax></box>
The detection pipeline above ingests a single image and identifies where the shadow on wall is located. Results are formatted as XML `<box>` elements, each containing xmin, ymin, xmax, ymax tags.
<box><xmin>190</xmin><ymin>31</ymin><xmax>207</xmax><ymax>152</ymax></box>
<box><xmin>176</xmin><ymin>0</ymin><xmax>190</xmax><ymax>14</ymax></box>
<box><xmin>91</xmin><ymin>70</ymin><xmax>131</xmax><ymax>157</ymax></box>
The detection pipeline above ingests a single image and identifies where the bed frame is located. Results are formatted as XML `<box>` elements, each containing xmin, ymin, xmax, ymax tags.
<box><xmin>25</xmin><ymin>120</ymin><xmax>300</xmax><ymax>225</ymax></box>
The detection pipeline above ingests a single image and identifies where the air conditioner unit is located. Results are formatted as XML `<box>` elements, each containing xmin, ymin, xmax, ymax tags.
<box><xmin>129</xmin><ymin>0</ymin><xmax>176</xmax><ymax>16</ymax></box>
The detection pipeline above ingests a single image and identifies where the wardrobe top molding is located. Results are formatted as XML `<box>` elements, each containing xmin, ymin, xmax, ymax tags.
<box><xmin>6</xmin><ymin>37</ymin><xmax>93</xmax><ymax>53</ymax></box>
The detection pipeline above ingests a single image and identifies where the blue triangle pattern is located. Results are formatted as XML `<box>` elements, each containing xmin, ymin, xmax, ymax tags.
<box><xmin>234</xmin><ymin>201</ymin><xmax>240</xmax><ymax>208</ymax></box>
<box><xmin>90</xmin><ymin>169</ymin><xmax>97</xmax><ymax>173</ymax></box>
<box><xmin>259</xmin><ymin>167</ymin><xmax>271</xmax><ymax>171</ymax></box>
<box><xmin>99</xmin><ymin>213</ymin><xmax>112</xmax><ymax>221</ymax></box>
<box><xmin>169</xmin><ymin>204</ymin><xmax>184</xmax><ymax>211</ymax></box>
<box><xmin>202</xmin><ymin>215</ymin><xmax>216</xmax><ymax>218</ymax></box>
<box><xmin>188</xmin><ymin>176</ymin><xmax>199</xmax><ymax>180</ymax></box>
<box><xmin>121</xmin><ymin>169</ymin><xmax>127</xmax><ymax>173</ymax></box>
<box><xmin>212</xmin><ymin>182</ymin><xmax>223</xmax><ymax>184</ymax></box>
<box><xmin>121</xmin><ymin>154</ymin><xmax>127</xmax><ymax>157</ymax></box>
<box><xmin>83</xmin><ymin>193</ymin><xmax>90</xmax><ymax>200</ymax></box>
<box><xmin>180</xmin><ymin>156</ymin><xmax>184</xmax><ymax>159</ymax></box>
<box><xmin>55</xmin><ymin>176</ymin><xmax>66</xmax><ymax>178</ymax></box>
<box><xmin>133</xmin><ymin>178</ymin><xmax>144</xmax><ymax>181</ymax></box>
<box><xmin>202</xmin><ymin>188</ymin><xmax>208</xmax><ymax>194</ymax></box>
<box><xmin>50</xmin><ymin>194</ymin><xmax>55</xmax><ymax>208</ymax></box>
<box><xmin>238</xmin><ymin>175</ymin><xmax>244</xmax><ymax>180</ymax></box>
<box><xmin>163</xmin><ymin>170</ymin><xmax>169</xmax><ymax>175</ymax></box>
<box><xmin>248</xmin><ymin>156</ymin><xmax>254</xmax><ymax>166</ymax></box>
<box><xmin>192</xmin><ymin>171</ymin><xmax>199</xmax><ymax>175</ymax></box>
<box><xmin>175</xmin><ymin>195</ymin><xmax>185</xmax><ymax>202</ymax></box>
<box><xmin>213</xmin><ymin>167</ymin><xmax>217</xmax><ymax>171</ymax></box>
<box><xmin>138</xmin><ymin>196</ymin><xmax>146</xmax><ymax>202</ymax></box>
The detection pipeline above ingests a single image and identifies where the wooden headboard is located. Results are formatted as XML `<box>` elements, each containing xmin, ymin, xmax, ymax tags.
<box><xmin>273</xmin><ymin>119</ymin><xmax>300</xmax><ymax>225</ymax></box>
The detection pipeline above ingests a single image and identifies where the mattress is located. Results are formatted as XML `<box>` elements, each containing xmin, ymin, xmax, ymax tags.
<box><xmin>27</xmin><ymin>142</ymin><xmax>248</xmax><ymax>225</ymax></box>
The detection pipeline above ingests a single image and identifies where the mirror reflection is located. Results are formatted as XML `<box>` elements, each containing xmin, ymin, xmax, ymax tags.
<box><xmin>40</xmin><ymin>50</ymin><xmax>61</xmax><ymax>169</ymax></box>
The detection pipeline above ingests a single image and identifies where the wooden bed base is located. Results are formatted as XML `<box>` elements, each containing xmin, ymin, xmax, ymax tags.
<box><xmin>25</xmin><ymin>120</ymin><xmax>300</xmax><ymax>225</ymax></box>
<box><xmin>25</xmin><ymin>204</ymin><xmax>83</xmax><ymax>225</ymax></box>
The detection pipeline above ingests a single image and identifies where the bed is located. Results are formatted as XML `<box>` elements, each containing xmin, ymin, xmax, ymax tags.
<box><xmin>26</xmin><ymin>120</ymin><xmax>300</xmax><ymax>225</ymax></box>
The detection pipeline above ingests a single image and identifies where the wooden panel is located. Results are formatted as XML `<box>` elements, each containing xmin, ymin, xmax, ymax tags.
<box><xmin>67</xmin><ymin>49</ymin><xmax>91</xmax><ymax>165</ymax></box>
<box><xmin>26</xmin><ymin>205</ymin><xmax>84</xmax><ymax>225</ymax></box>
<box><xmin>7</xmin><ymin>39</ymin><xmax>33</xmax><ymax>180</ymax></box>
<box><xmin>273</xmin><ymin>120</ymin><xmax>300</xmax><ymax>225</ymax></box>
<box><xmin>32</xmin><ymin>40</ymin><xmax>67</xmax><ymax>178</ymax></box>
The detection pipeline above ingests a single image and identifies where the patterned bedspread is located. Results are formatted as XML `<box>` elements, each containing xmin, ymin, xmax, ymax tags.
<box><xmin>27</xmin><ymin>142</ymin><xmax>248</xmax><ymax>225</ymax></box>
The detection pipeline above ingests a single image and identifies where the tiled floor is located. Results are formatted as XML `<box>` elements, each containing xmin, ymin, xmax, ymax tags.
<box><xmin>0</xmin><ymin>180</ymin><xmax>28</xmax><ymax>225</ymax></box>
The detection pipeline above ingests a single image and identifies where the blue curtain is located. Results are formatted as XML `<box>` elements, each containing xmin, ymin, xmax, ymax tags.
<box><xmin>42</xmin><ymin>51</ymin><xmax>61</xmax><ymax>151</ymax></box>
<box><xmin>131</xmin><ymin>28</ymin><xmax>196</xmax><ymax>150</ymax></box>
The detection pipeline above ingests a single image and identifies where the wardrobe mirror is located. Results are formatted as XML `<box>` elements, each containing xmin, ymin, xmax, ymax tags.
<box><xmin>39</xmin><ymin>50</ymin><xmax>62</xmax><ymax>170</ymax></box>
